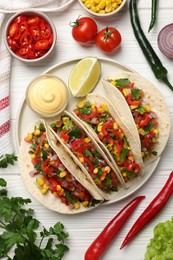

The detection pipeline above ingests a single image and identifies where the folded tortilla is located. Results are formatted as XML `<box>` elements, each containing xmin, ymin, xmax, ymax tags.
<box><xmin>71</xmin><ymin>93</ymin><xmax>144</xmax><ymax>187</ymax></box>
<box><xmin>18</xmin><ymin>119</ymin><xmax>103</xmax><ymax>214</ymax></box>
<box><xmin>102</xmin><ymin>71</ymin><xmax>171</xmax><ymax>165</ymax></box>
<box><xmin>48</xmin><ymin>111</ymin><xmax>125</xmax><ymax>200</ymax></box>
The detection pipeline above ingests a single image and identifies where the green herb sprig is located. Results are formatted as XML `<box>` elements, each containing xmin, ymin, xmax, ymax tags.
<box><xmin>0</xmin><ymin>154</ymin><xmax>18</xmax><ymax>168</ymax></box>
<box><xmin>0</xmin><ymin>178</ymin><xmax>69</xmax><ymax>259</ymax></box>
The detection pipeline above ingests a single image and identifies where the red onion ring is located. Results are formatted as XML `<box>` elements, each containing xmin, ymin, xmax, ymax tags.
<box><xmin>158</xmin><ymin>23</ymin><xmax>173</xmax><ymax>59</ymax></box>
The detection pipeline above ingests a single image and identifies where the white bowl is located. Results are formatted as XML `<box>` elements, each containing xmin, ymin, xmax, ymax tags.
<box><xmin>77</xmin><ymin>0</ymin><xmax>127</xmax><ymax>18</ymax></box>
<box><xmin>26</xmin><ymin>74</ymin><xmax>69</xmax><ymax>117</ymax></box>
<box><xmin>4</xmin><ymin>9</ymin><xmax>57</xmax><ymax>62</ymax></box>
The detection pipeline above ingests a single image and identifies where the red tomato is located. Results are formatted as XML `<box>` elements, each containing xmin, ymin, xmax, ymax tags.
<box><xmin>96</xmin><ymin>26</ymin><xmax>121</xmax><ymax>53</ymax></box>
<box><xmin>70</xmin><ymin>17</ymin><xmax>98</xmax><ymax>45</ymax></box>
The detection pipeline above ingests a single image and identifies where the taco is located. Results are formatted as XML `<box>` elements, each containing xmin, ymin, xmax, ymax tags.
<box><xmin>18</xmin><ymin>120</ymin><xmax>103</xmax><ymax>214</ymax></box>
<box><xmin>102</xmin><ymin>71</ymin><xmax>171</xmax><ymax>165</ymax></box>
<box><xmin>48</xmin><ymin>111</ymin><xmax>125</xmax><ymax>200</ymax></box>
<box><xmin>71</xmin><ymin>93</ymin><xmax>144</xmax><ymax>187</ymax></box>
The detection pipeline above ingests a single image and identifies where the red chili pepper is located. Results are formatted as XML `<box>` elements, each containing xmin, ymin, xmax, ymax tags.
<box><xmin>120</xmin><ymin>171</ymin><xmax>173</xmax><ymax>249</ymax></box>
<box><xmin>85</xmin><ymin>196</ymin><xmax>145</xmax><ymax>260</ymax></box>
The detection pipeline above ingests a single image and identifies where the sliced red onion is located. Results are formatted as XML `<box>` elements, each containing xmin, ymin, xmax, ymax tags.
<box><xmin>50</xmin><ymin>154</ymin><xmax>58</xmax><ymax>161</ymax></box>
<box><xmin>158</xmin><ymin>23</ymin><xmax>173</xmax><ymax>59</ymax></box>
<box><xmin>29</xmin><ymin>170</ymin><xmax>39</xmax><ymax>177</ymax></box>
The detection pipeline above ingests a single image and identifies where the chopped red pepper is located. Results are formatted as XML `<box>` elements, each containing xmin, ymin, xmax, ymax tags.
<box><xmin>101</xmin><ymin>121</ymin><xmax>113</xmax><ymax>136</ymax></box>
<box><xmin>83</xmin><ymin>156</ymin><xmax>94</xmax><ymax>173</ymax></box>
<box><xmin>120</xmin><ymin>171</ymin><xmax>173</xmax><ymax>249</ymax></box>
<box><xmin>139</xmin><ymin>113</ymin><xmax>151</xmax><ymax>127</ymax></box>
<box><xmin>127</xmin><ymin>163</ymin><xmax>140</xmax><ymax>174</ymax></box>
<box><xmin>126</xmin><ymin>93</ymin><xmax>141</xmax><ymax>106</ymax></box>
<box><xmin>60</xmin><ymin>130</ymin><xmax>69</xmax><ymax>142</ymax></box>
<box><xmin>85</xmin><ymin>196</ymin><xmax>145</xmax><ymax>260</ymax></box>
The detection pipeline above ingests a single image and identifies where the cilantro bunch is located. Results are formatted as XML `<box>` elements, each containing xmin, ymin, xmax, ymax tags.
<box><xmin>0</xmin><ymin>178</ymin><xmax>69</xmax><ymax>260</ymax></box>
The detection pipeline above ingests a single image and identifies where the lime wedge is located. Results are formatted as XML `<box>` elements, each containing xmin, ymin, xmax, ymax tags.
<box><xmin>68</xmin><ymin>57</ymin><xmax>101</xmax><ymax>97</ymax></box>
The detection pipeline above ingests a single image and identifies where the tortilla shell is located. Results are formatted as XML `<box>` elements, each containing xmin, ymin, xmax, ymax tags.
<box><xmin>103</xmin><ymin>71</ymin><xmax>171</xmax><ymax>165</ymax></box>
<box><xmin>48</xmin><ymin>111</ymin><xmax>125</xmax><ymax>200</ymax></box>
<box><xmin>18</xmin><ymin>119</ymin><xmax>102</xmax><ymax>215</ymax></box>
<box><xmin>71</xmin><ymin>93</ymin><xmax>144</xmax><ymax>187</ymax></box>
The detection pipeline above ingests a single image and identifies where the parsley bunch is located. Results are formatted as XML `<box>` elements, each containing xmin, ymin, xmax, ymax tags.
<box><xmin>0</xmin><ymin>154</ymin><xmax>18</xmax><ymax>168</ymax></box>
<box><xmin>0</xmin><ymin>178</ymin><xmax>69</xmax><ymax>260</ymax></box>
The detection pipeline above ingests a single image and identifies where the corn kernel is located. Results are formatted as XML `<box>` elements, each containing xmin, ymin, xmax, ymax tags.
<box><xmin>31</xmin><ymin>153</ymin><xmax>36</xmax><ymax>159</ymax></box>
<box><xmin>119</xmin><ymin>132</ymin><xmax>124</xmax><ymax>138</ymax></box>
<box><xmin>152</xmin><ymin>137</ymin><xmax>156</xmax><ymax>143</ymax></box>
<box><xmin>138</xmin><ymin>128</ymin><xmax>146</xmax><ymax>136</ymax></box>
<box><xmin>41</xmin><ymin>187</ymin><xmax>48</xmax><ymax>194</ymax></box>
<box><xmin>112</xmin><ymin>2</ymin><xmax>118</xmax><ymax>8</ymax></box>
<box><xmin>130</xmin><ymin>105</ymin><xmax>138</xmax><ymax>110</ymax></box>
<box><xmin>62</xmin><ymin>116</ymin><xmax>69</xmax><ymax>122</ymax></box>
<box><xmin>105</xmin><ymin>6</ymin><xmax>112</xmax><ymax>13</ymax></box>
<box><xmin>122</xmin><ymin>172</ymin><xmax>127</xmax><ymax>177</ymax></box>
<box><xmin>79</xmin><ymin>156</ymin><xmax>84</xmax><ymax>163</ymax></box>
<box><xmin>97</xmin><ymin>125</ymin><xmax>102</xmax><ymax>132</ymax></box>
<box><xmin>34</xmin><ymin>129</ymin><xmax>41</xmax><ymax>136</ymax></box>
<box><xmin>104</xmin><ymin>166</ymin><xmax>111</xmax><ymax>173</ymax></box>
<box><xmin>122</xmin><ymin>88</ymin><xmax>129</xmax><ymax>96</ymax></box>
<box><xmin>56</xmin><ymin>185</ymin><xmax>62</xmax><ymax>191</ymax></box>
<box><xmin>98</xmin><ymin>0</ymin><xmax>106</xmax><ymax>9</ymax></box>
<box><xmin>27</xmin><ymin>133</ymin><xmax>33</xmax><ymax>140</ymax></box>
<box><xmin>74</xmin><ymin>202</ymin><xmax>80</xmax><ymax>209</ymax></box>
<box><xmin>36</xmin><ymin>177</ymin><xmax>45</xmax><ymax>186</ymax></box>
<box><xmin>44</xmin><ymin>143</ymin><xmax>49</xmax><ymax>149</ymax></box>
<box><xmin>91</xmin><ymin>104</ymin><xmax>96</xmax><ymax>109</ymax></box>
<box><xmin>141</xmin><ymin>152</ymin><xmax>145</xmax><ymax>158</ymax></box>
<box><xmin>84</xmin><ymin>137</ymin><xmax>91</xmax><ymax>143</ymax></box>
<box><xmin>153</xmin><ymin>129</ymin><xmax>159</xmax><ymax>135</ymax></box>
<box><xmin>113</xmin><ymin>122</ymin><xmax>118</xmax><ymax>130</ymax></box>
<box><xmin>59</xmin><ymin>171</ymin><xmax>67</xmax><ymax>178</ymax></box>
<box><xmin>111</xmin><ymin>80</ymin><xmax>117</xmax><ymax>86</ymax></box>
<box><xmin>56</xmin><ymin>121</ymin><xmax>62</xmax><ymax>127</ymax></box>
<box><xmin>82</xmin><ymin>201</ymin><xmax>89</xmax><ymax>207</ymax></box>
<box><xmin>93</xmin><ymin>168</ymin><xmax>99</xmax><ymax>174</ymax></box>
<box><xmin>145</xmin><ymin>105</ymin><xmax>151</xmax><ymax>112</ymax></box>
<box><xmin>101</xmin><ymin>103</ymin><xmax>108</xmax><ymax>111</ymax></box>
<box><xmin>77</xmin><ymin>101</ymin><xmax>85</xmax><ymax>108</ymax></box>
<box><xmin>95</xmin><ymin>0</ymin><xmax>101</xmax><ymax>3</ymax></box>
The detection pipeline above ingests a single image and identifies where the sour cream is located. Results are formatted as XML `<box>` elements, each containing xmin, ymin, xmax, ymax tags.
<box><xmin>26</xmin><ymin>74</ymin><xmax>68</xmax><ymax>116</ymax></box>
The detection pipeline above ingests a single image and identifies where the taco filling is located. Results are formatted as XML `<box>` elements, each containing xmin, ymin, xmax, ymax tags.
<box><xmin>24</xmin><ymin>122</ymin><xmax>100</xmax><ymax>210</ymax></box>
<box><xmin>50</xmin><ymin>115</ymin><xmax>120</xmax><ymax>193</ymax></box>
<box><xmin>73</xmin><ymin>101</ymin><xmax>141</xmax><ymax>182</ymax></box>
<box><xmin>108</xmin><ymin>78</ymin><xmax>159</xmax><ymax>161</ymax></box>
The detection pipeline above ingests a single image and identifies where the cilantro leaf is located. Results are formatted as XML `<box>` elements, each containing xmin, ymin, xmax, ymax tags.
<box><xmin>68</xmin><ymin>126</ymin><xmax>82</xmax><ymax>140</ymax></box>
<box><xmin>0</xmin><ymin>154</ymin><xmax>18</xmax><ymax>168</ymax></box>
<box><xmin>115</xmin><ymin>78</ymin><xmax>130</xmax><ymax>87</ymax></box>
<box><xmin>120</xmin><ymin>148</ymin><xmax>129</xmax><ymax>163</ymax></box>
<box><xmin>62</xmin><ymin>117</ymin><xmax>73</xmax><ymax>130</ymax></box>
<box><xmin>138</xmin><ymin>104</ymin><xmax>146</xmax><ymax>114</ymax></box>
<box><xmin>131</xmin><ymin>88</ymin><xmax>141</xmax><ymax>100</ymax></box>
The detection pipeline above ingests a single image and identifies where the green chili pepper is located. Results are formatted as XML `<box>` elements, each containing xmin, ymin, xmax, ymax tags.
<box><xmin>129</xmin><ymin>0</ymin><xmax>173</xmax><ymax>92</ymax></box>
<box><xmin>148</xmin><ymin>0</ymin><xmax>158</xmax><ymax>32</ymax></box>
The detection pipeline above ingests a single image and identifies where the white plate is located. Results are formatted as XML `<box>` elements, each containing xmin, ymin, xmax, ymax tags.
<box><xmin>16</xmin><ymin>57</ymin><xmax>160</xmax><ymax>204</ymax></box>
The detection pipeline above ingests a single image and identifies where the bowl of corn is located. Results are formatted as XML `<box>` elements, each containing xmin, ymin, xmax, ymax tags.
<box><xmin>77</xmin><ymin>0</ymin><xmax>127</xmax><ymax>17</ymax></box>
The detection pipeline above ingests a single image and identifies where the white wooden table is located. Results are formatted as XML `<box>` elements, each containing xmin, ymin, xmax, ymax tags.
<box><xmin>1</xmin><ymin>1</ymin><xmax>173</xmax><ymax>259</ymax></box>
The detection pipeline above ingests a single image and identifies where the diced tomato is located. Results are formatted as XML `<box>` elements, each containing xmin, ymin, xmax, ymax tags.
<box><xmin>31</xmin><ymin>157</ymin><xmax>41</xmax><ymax>166</ymax></box>
<box><xmin>60</xmin><ymin>130</ymin><xmax>70</xmax><ymax>142</ymax></box>
<box><xmin>126</xmin><ymin>94</ymin><xmax>141</xmax><ymax>106</ymax></box>
<box><xmin>139</xmin><ymin>113</ymin><xmax>151</xmax><ymax>127</ymax></box>
<box><xmin>42</xmin><ymin>158</ymin><xmax>54</xmax><ymax>174</ymax></box>
<box><xmin>71</xmin><ymin>139</ymin><xmax>88</xmax><ymax>153</ymax></box>
<box><xmin>127</xmin><ymin>163</ymin><xmax>140</xmax><ymax>174</ymax></box>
